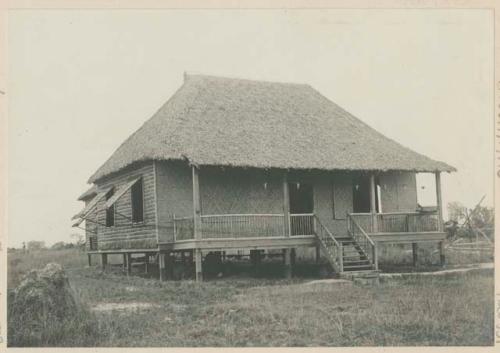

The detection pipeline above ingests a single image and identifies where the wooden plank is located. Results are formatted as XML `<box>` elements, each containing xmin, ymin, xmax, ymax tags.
<box><xmin>370</xmin><ymin>232</ymin><xmax>447</xmax><ymax>243</ymax></box>
<box><xmin>160</xmin><ymin>236</ymin><xmax>317</xmax><ymax>251</ymax></box>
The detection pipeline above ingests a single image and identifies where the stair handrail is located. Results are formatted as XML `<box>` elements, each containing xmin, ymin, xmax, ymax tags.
<box><xmin>347</xmin><ymin>214</ymin><xmax>378</xmax><ymax>270</ymax></box>
<box><xmin>348</xmin><ymin>214</ymin><xmax>375</xmax><ymax>246</ymax></box>
<box><xmin>313</xmin><ymin>215</ymin><xmax>343</xmax><ymax>273</ymax></box>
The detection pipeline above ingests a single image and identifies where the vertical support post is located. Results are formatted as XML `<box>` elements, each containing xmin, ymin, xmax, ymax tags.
<box><xmin>122</xmin><ymin>253</ymin><xmax>127</xmax><ymax>271</ymax></box>
<box><xmin>315</xmin><ymin>244</ymin><xmax>321</xmax><ymax>264</ymax></box>
<box><xmin>192</xmin><ymin>165</ymin><xmax>202</xmax><ymax>240</ymax></box>
<box><xmin>373</xmin><ymin>243</ymin><xmax>379</xmax><ymax>271</ymax></box>
<box><xmin>369</xmin><ymin>174</ymin><xmax>378</xmax><ymax>233</ymax></box>
<box><xmin>126</xmin><ymin>253</ymin><xmax>132</xmax><ymax>275</ymax></box>
<box><xmin>338</xmin><ymin>243</ymin><xmax>344</xmax><ymax>273</ymax></box>
<box><xmin>412</xmin><ymin>243</ymin><xmax>418</xmax><ymax>267</ymax></box>
<box><xmin>282</xmin><ymin>171</ymin><xmax>290</xmax><ymax>237</ymax></box>
<box><xmin>291</xmin><ymin>248</ymin><xmax>296</xmax><ymax>266</ymax></box>
<box><xmin>87</xmin><ymin>254</ymin><xmax>92</xmax><ymax>267</ymax></box>
<box><xmin>283</xmin><ymin>248</ymin><xmax>292</xmax><ymax>279</ymax></box>
<box><xmin>439</xmin><ymin>241</ymin><xmax>445</xmax><ymax>266</ymax></box>
<box><xmin>166</xmin><ymin>252</ymin><xmax>174</xmax><ymax>279</ymax></box>
<box><xmin>144</xmin><ymin>253</ymin><xmax>150</xmax><ymax>274</ymax></box>
<box><xmin>159</xmin><ymin>252</ymin><xmax>167</xmax><ymax>281</ymax></box>
<box><xmin>195</xmin><ymin>249</ymin><xmax>203</xmax><ymax>282</ymax></box>
<box><xmin>173</xmin><ymin>214</ymin><xmax>177</xmax><ymax>242</ymax></box>
<box><xmin>435</xmin><ymin>172</ymin><xmax>444</xmax><ymax>232</ymax></box>
<box><xmin>101</xmin><ymin>253</ymin><xmax>107</xmax><ymax>270</ymax></box>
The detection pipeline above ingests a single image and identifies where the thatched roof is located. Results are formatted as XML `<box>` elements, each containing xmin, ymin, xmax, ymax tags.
<box><xmin>77</xmin><ymin>185</ymin><xmax>97</xmax><ymax>201</ymax></box>
<box><xmin>88</xmin><ymin>74</ymin><xmax>455</xmax><ymax>183</ymax></box>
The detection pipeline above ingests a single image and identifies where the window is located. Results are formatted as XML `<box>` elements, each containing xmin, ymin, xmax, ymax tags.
<box><xmin>105</xmin><ymin>188</ymin><xmax>115</xmax><ymax>227</ymax></box>
<box><xmin>131</xmin><ymin>178</ymin><xmax>144</xmax><ymax>223</ymax></box>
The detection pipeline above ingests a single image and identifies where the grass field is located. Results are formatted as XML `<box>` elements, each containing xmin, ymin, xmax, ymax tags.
<box><xmin>7</xmin><ymin>248</ymin><xmax>494</xmax><ymax>347</ymax></box>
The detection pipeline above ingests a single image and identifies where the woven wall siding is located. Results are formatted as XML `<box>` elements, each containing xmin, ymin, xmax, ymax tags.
<box><xmin>312</xmin><ymin>171</ymin><xmax>351</xmax><ymax>237</ymax></box>
<box><xmin>155</xmin><ymin>160</ymin><xmax>194</xmax><ymax>243</ymax></box>
<box><xmin>93</xmin><ymin>161</ymin><xmax>157</xmax><ymax>250</ymax></box>
<box><xmin>379</xmin><ymin>172</ymin><xmax>418</xmax><ymax>212</ymax></box>
<box><xmin>84</xmin><ymin>198</ymin><xmax>98</xmax><ymax>249</ymax></box>
<box><xmin>200</xmin><ymin>167</ymin><xmax>283</xmax><ymax>215</ymax></box>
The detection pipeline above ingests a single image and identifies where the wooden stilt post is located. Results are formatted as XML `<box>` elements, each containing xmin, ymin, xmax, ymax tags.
<box><xmin>283</xmin><ymin>248</ymin><xmax>292</xmax><ymax>279</ymax></box>
<box><xmin>87</xmin><ymin>254</ymin><xmax>92</xmax><ymax>267</ymax></box>
<box><xmin>291</xmin><ymin>248</ymin><xmax>296</xmax><ymax>266</ymax></box>
<box><xmin>315</xmin><ymin>244</ymin><xmax>321</xmax><ymax>264</ymax></box>
<box><xmin>369</xmin><ymin>174</ymin><xmax>378</xmax><ymax>233</ymax></box>
<box><xmin>166</xmin><ymin>252</ymin><xmax>174</xmax><ymax>279</ymax></box>
<box><xmin>122</xmin><ymin>253</ymin><xmax>127</xmax><ymax>271</ymax></box>
<box><xmin>412</xmin><ymin>243</ymin><xmax>418</xmax><ymax>267</ymax></box>
<box><xmin>159</xmin><ymin>253</ymin><xmax>167</xmax><ymax>281</ymax></box>
<box><xmin>144</xmin><ymin>253</ymin><xmax>150</xmax><ymax>274</ymax></box>
<box><xmin>101</xmin><ymin>253</ymin><xmax>107</xmax><ymax>270</ymax></box>
<box><xmin>126</xmin><ymin>253</ymin><xmax>132</xmax><ymax>275</ymax></box>
<box><xmin>195</xmin><ymin>249</ymin><xmax>203</xmax><ymax>282</ymax></box>
<box><xmin>439</xmin><ymin>241</ymin><xmax>445</xmax><ymax>266</ymax></box>
<box><xmin>282</xmin><ymin>172</ymin><xmax>290</xmax><ymax>237</ymax></box>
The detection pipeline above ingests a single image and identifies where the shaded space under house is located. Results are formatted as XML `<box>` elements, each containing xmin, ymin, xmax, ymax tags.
<box><xmin>72</xmin><ymin>74</ymin><xmax>456</xmax><ymax>281</ymax></box>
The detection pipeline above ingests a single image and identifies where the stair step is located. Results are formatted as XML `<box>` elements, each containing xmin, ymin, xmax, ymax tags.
<box><xmin>343</xmin><ymin>259</ymin><xmax>370</xmax><ymax>264</ymax></box>
<box><xmin>343</xmin><ymin>264</ymin><xmax>375</xmax><ymax>270</ymax></box>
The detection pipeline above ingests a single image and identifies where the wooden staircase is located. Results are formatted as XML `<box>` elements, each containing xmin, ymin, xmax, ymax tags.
<box><xmin>336</xmin><ymin>237</ymin><xmax>376</xmax><ymax>272</ymax></box>
<box><xmin>313</xmin><ymin>215</ymin><xmax>378</xmax><ymax>276</ymax></box>
<box><xmin>313</xmin><ymin>216</ymin><xmax>343</xmax><ymax>274</ymax></box>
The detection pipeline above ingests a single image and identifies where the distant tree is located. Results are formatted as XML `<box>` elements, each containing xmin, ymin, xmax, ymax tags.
<box><xmin>446</xmin><ymin>201</ymin><xmax>494</xmax><ymax>240</ymax></box>
<box><xmin>447</xmin><ymin>202</ymin><xmax>467</xmax><ymax>223</ymax></box>
<box><xmin>27</xmin><ymin>241</ymin><xmax>46</xmax><ymax>251</ymax></box>
<box><xmin>70</xmin><ymin>233</ymin><xmax>85</xmax><ymax>250</ymax></box>
<box><xmin>51</xmin><ymin>241</ymin><xmax>66</xmax><ymax>250</ymax></box>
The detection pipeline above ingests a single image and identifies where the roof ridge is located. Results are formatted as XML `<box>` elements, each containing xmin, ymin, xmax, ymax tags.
<box><xmin>184</xmin><ymin>72</ymin><xmax>310</xmax><ymax>87</ymax></box>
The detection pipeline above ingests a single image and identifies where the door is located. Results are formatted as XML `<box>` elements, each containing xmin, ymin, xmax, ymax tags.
<box><xmin>289</xmin><ymin>182</ymin><xmax>314</xmax><ymax>235</ymax></box>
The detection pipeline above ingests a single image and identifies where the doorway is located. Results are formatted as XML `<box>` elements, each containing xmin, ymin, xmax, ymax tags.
<box><xmin>289</xmin><ymin>182</ymin><xmax>314</xmax><ymax>235</ymax></box>
<box><xmin>352</xmin><ymin>175</ymin><xmax>380</xmax><ymax>213</ymax></box>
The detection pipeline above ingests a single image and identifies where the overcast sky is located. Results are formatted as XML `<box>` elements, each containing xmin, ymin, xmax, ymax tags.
<box><xmin>7</xmin><ymin>9</ymin><xmax>493</xmax><ymax>247</ymax></box>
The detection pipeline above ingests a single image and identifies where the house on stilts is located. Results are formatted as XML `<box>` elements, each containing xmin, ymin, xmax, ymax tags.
<box><xmin>72</xmin><ymin>74</ymin><xmax>455</xmax><ymax>281</ymax></box>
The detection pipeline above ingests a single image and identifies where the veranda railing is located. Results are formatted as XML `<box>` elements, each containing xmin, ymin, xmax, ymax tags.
<box><xmin>166</xmin><ymin>213</ymin><xmax>317</xmax><ymax>241</ymax></box>
<box><xmin>348</xmin><ymin>211</ymin><xmax>440</xmax><ymax>234</ymax></box>
<box><xmin>200</xmin><ymin>214</ymin><xmax>286</xmax><ymax>239</ymax></box>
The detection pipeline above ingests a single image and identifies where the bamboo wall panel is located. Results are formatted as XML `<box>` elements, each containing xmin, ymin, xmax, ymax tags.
<box><xmin>200</xmin><ymin>167</ymin><xmax>283</xmax><ymax>215</ymax></box>
<box><xmin>155</xmin><ymin>161</ymin><xmax>194</xmax><ymax>243</ymax></box>
<box><xmin>94</xmin><ymin>161</ymin><xmax>157</xmax><ymax>250</ymax></box>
